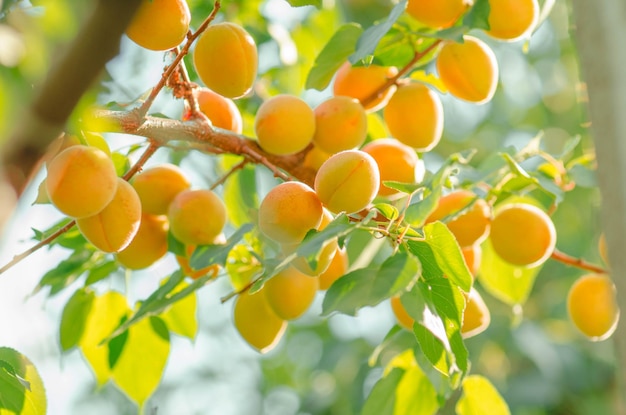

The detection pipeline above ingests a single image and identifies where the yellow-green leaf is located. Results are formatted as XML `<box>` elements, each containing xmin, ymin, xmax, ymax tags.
<box><xmin>160</xmin><ymin>281</ymin><xmax>198</xmax><ymax>340</ymax></box>
<box><xmin>0</xmin><ymin>347</ymin><xmax>47</xmax><ymax>415</ymax></box>
<box><xmin>456</xmin><ymin>375</ymin><xmax>510</xmax><ymax>415</ymax></box>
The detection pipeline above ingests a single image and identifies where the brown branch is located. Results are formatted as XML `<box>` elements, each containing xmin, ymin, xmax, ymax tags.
<box><xmin>210</xmin><ymin>159</ymin><xmax>249</xmax><ymax>191</ymax></box>
<box><xmin>550</xmin><ymin>249</ymin><xmax>608</xmax><ymax>274</ymax></box>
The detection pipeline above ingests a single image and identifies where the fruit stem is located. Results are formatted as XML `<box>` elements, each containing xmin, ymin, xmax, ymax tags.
<box><xmin>550</xmin><ymin>248</ymin><xmax>608</xmax><ymax>274</ymax></box>
<box><xmin>210</xmin><ymin>159</ymin><xmax>249</xmax><ymax>190</ymax></box>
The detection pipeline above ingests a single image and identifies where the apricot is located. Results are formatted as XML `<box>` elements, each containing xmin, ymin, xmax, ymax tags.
<box><xmin>567</xmin><ymin>273</ymin><xmax>620</xmax><ymax>341</ymax></box>
<box><xmin>314</xmin><ymin>150</ymin><xmax>380</xmax><ymax>214</ymax></box>
<box><xmin>126</xmin><ymin>0</ymin><xmax>190</xmax><ymax>51</ymax></box>
<box><xmin>255</xmin><ymin>94</ymin><xmax>316</xmax><ymax>156</ymax></box>
<box><xmin>46</xmin><ymin>133</ymin><xmax>110</xmax><ymax>165</ymax></box>
<box><xmin>333</xmin><ymin>61</ymin><xmax>398</xmax><ymax>112</ymax></box>
<box><xmin>486</xmin><ymin>0</ymin><xmax>539</xmax><ymax>41</ymax></box>
<box><xmin>303</xmin><ymin>145</ymin><xmax>331</xmax><ymax>171</ymax></box>
<box><xmin>462</xmin><ymin>244</ymin><xmax>481</xmax><ymax>277</ymax></box>
<box><xmin>76</xmin><ymin>178</ymin><xmax>142</xmax><ymax>253</ymax></box>
<box><xmin>318</xmin><ymin>247</ymin><xmax>349</xmax><ymax>290</ymax></box>
<box><xmin>383</xmin><ymin>83</ymin><xmax>444</xmax><ymax>151</ymax></box>
<box><xmin>258</xmin><ymin>181</ymin><xmax>323</xmax><ymax>244</ymax></box>
<box><xmin>264</xmin><ymin>266</ymin><xmax>319</xmax><ymax>320</ymax></box>
<box><xmin>116</xmin><ymin>214</ymin><xmax>169</xmax><ymax>270</ymax></box>
<box><xmin>168</xmin><ymin>189</ymin><xmax>227</xmax><ymax>246</ymax></box>
<box><xmin>312</xmin><ymin>96</ymin><xmax>367</xmax><ymax>154</ymax></box>
<box><xmin>176</xmin><ymin>244</ymin><xmax>221</xmax><ymax>280</ymax></box>
<box><xmin>489</xmin><ymin>203</ymin><xmax>556</xmax><ymax>267</ymax></box>
<box><xmin>193</xmin><ymin>22</ymin><xmax>258</xmax><ymax>99</ymax></box>
<box><xmin>361</xmin><ymin>138</ymin><xmax>425</xmax><ymax>196</ymax></box>
<box><xmin>406</xmin><ymin>0</ymin><xmax>472</xmax><ymax>29</ymax></box>
<box><xmin>284</xmin><ymin>209</ymin><xmax>337</xmax><ymax>276</ymax></box>
<box><xmin>46</xmin><ymin>145</ymin><xmax>118</xmax><ymax>218</ymax></box>
<box><xmin>187</xmin><ymin>87</ymin><xmax>243</xmax><ymax>134</ymax></box>
<box><xmin>234</xmin><ymin>289</ymin><xmax>287</xmax><ymax>353</ymax></box>
<box><xmin>461</xmin><ymin>287</ymin><xmax>490</xmax><ymax>339</ymax></box>
<box><xmin>436</xmin><ymin>36</ymin><xmax>499</xmax><ymax>104</ymax></box>
<box><xmin>425</xmin><ymin>190</ymin><xmax>491</xmax><ymax>248</ymax></box>
<box><xmin>390</xmin><ymin>296</ymin><xmax>414</xmax><ymax>331</ymax></box>
<box><xmin>132</xmin><ymin>164</ymin><xmax>191</xmax><ymax>215</ymax></box>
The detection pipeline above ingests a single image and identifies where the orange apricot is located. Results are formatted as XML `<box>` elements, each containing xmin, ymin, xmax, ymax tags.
<box><xmin>462</xmin><ymin>244</ymin><xmax>482</xmax><ymax>277</ymax></box>
<box><xmin>46</xmin><ymin>145</ymin><xmax>118</xmax><ymax>218</ymax></box>
<box><xmin>383</xmin><ymin>83</ymin><xmax>444</xmax><ymax>151</ymax></box>
<box><xmin>312</xmin><ymin>96</ymin><xmax>367</xmax><ymax>154</ymax></box>
<box><xmin>258</xmin><ymin>181</ymin><xmax>324</xmax><ymax>244</ymax></box>
<box><xmin>390</xmin><ymin>296</ymin><xmax>414</xmax><ymax>331</ymax></box>
<box><xmin>264</xmin><ymin>266</ymin><xmax>319</xmax><ymax>320</ymax></box>
<box><xmin>116</xmin><ymin>214</ymin><xmax>169</xmax><ymax>270</ymax></box>
<box><xmin>333</xmin><ymin>61</ymin><xmax>398</xmax><ymax>112</ymax></box>
<box><xmin>176</xmin><ymin>244</ymin><xmax>221</xmax><ymax>280</ymax></box>
<box><xmin>567</xmin><ymin>273</ymin><xmax>619</xmax><ymax>341</ymax></box>
<box><xmin>489</xmin><ymin>203</ymin><xmax>556</xmax><ymax>267</ymax></box>
<box><xmin>486</xmin><ymin>0</ymin><xmax>539</xmax><ymax>42</ymax></box>
<box><xmin>131</xmin><ymin>164</ymin><xmax>191</xmax><ymax>216</ymax></box>
<box><xmin>436</xmin><ymin>36</ymin><xmax>499</xmax><ymax>104</ymax></box>
<box><xmin>168</xmin><ymin>189</ymin><xmax>227</xmax><ymax>246</ymax></box>
<box><xmin>76</xmin><ymin>178</ymin><xmax>142</xmax><ymax>253</ymax></box>
<box><xmin>461</xmin><ymin>287</ymin><xmax>490</xmax><ymax>338</ymax></box>
<box><xmin>126</xmin><ymin>0</ymin><xmax>190</xmax><ymax>51</ymax></box>
<box><xmin>314</xmin><ymin>150</ymin><xmax>380</xmax><ymax>214</ymax></box>
<box><xmin>303</xmin><ymin>145</ymin><xmax>331</xmax><ymax>171</ymax></box>
<box><xmin>361</xmin><ymin>138</ymin><xmax>425</xmax><ymax>196</ymax></box>
<box><xmin>193</xmin><ymin>22</ymin><xmax>258</xmax><ymax>99</ymax></box>
<box><xmin>187</xmin><ymin>87</ymin><xmax>243</xmax><ymax>134</ymax></box>
<box><xmin>318</xmin><ymin>247</ymin><xmax>349</xmax><ymax>290</ymax></box>
<box><xmin>406</xmin><ymin>0</ymin><xmax>472</xmax><ymax>29</ymax></box>
<box><xmin>234</xmin><ymin>289</ymin><xmax>287</xmax><ymax>353</ymax></box>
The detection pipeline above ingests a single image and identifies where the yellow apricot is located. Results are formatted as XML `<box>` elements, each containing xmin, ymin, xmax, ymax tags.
<box><xmin>462</xmin><ymin>244</ymin><xmax>481</xmax><ymax>277</ymax></box>
<box><xmin>489</xmin><ymin>203</ymin><xmax>556</xmax><ymax>267</ymax></box>
<box><xmin>461</xmin><ymin>287</ymin><xmax>490</xmax><ymax>339</ymax></box>
<box><xmin>598</xmin><ymin>233</ymin><xmax>609</xmax><ymax>266</ymax></box>
<box><xmin>193</xmin><ymin>22</ymin><xmax>258</xmax><ymax>99</ymax></box>
<box><xmin>383</xmin><ymin>83</ymin><xmax>444</xmax><ymax>151</ymax></box>
<box><xmin>234</xmin><ymin>289</ymin><xmax>287</xmax><ymax>353</ymax></box>
<box><xmin>186</xmin><ymin>87</ymin><xmax>243</xmax><ymax>134</ymax></box>
<box><xmin>333</xmin><ymin>61</ymin><xmax>398</xmax><ymax>112</ymax></box>
<box><xmin>312</xmin><ymin>96</ymin><xmax>367</xmax><ymax>154</ymax></box>
<box><xmin>46</xmin><ymin>145</ymin><xmax>118</xmax><ymax>218</ymax></box>
<box><xmin>567</xmin><ymin>274</ymin><xmax>620</xmax><ymax>341</ymax></box>
<box><xmin>264</xmin><ymin>266</ymin><xmax>319</xmax><ymax>320</ymax></box>
<box><xmin>314</xmin><ymin>150</ymin><xmax>380</xmax><ymax>214</ymax></box>
<box><xmin>436</xmin><ymin>36</ymin><xmax>499</xmax><ymax>104</ymax></box>
<box><xmin>76</xmin><ymin>178</ymin><xmax>142</xmax><ymax>253</ymax></box>
<box><xmin>255</xmin><ymin>94</ymin><xmax>316</xmax><ymax>156</ymax></box>
<box><xmin>406</xmin><ymin>0</ymin><xmax>472</xmax><ymax>29</ymax></box>
<box><xmin>132</xmin><ymin>164</ymin><xmax>191</xmax><ymax>215</ymax></box>
<box><xmin>425</xmin><ymin>190</ymin><xmax>491</xmax><ymax>248</ymax></box>
<box><xmin>126</xmin><ymin>0</ymin><xmax>190</xmax><ymax>51</ymax></box>
<box><xmin>168</xmin><ymin>189</ymin><xmax>227</xmax><ymax>246</ymax></box>
<box><xmin>46</xmin><ymin>133</ymin><xmax>111</xmax><ymax>164</ymax></box>
<box><xmin>116</xmin><ymin>214</ymin><xmax>169</xmax><ymax>270</ymax></box>
<box><xmin>390</xmin><ymin>296</ymin><xmax>414</xmax><ymax>331</ymax></box>
<box><xmin>486</xmin><ymin>0</ymin><xmax>539</xmax><ymax>41</ymax></box>
<box><xmin>303</xmin><ymin>145</ymin><xmax>331</xmax><ymax>171</ymax></box>
<box><xmin>361</xmin><ymin>138</ymin><xmax>425</xmax><ymax>196</ymax></box>
<box><xmin>318</xmin><ymin>247</ymin><xmax>349</xmax><ymax>290</ymax></box>
<box><xmin>284</xmin><ymin>209</ymin><xmax>337</xmax><ymax>276</ymax></box>
<box><xmin>176</xmin><ymin>244</ymin><xmax>221</xmax><ymax>280</ymax></box>
<box><xmin>258</xmin><ymin>181</ymin><xmax>324</xmax><ymax>244</ymax></box>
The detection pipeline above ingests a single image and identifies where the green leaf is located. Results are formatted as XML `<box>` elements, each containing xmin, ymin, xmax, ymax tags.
<box><xmin>350</xmin><ymin>0</ymin><xmax>407</xmax><ymax>63</ymax></box>
<box><xmin>167</xmin><ymin>231</ymin><xmax>186</xmax><ymax>257</ymax></box>
<box><xmin>392</xmin><ymin>351</ymin><xmax>440</xmax><ymax>415</ymax></box>
<box><xmin>59</xmin><ymin>288</ymin><xmax>95</xmax><ymax>351</ymax></box>
<box><xmin>296</xmin><ymin>213</ymin><xmax>354</xmax><ymax>260</ymax></box>
<box><xmin>361</xmin><ymin>367</ymin><xmax>404</xmax><ymax>415</ymax></box>
<box><xmin>372</xmin><ymin>203</ymin><xmax>400</xmax><ymax>221</ymax></box>
<box><xmin>223</xmin><ymin>165</ymin><xmax>259</xmax><ymax>228</ymax></box>
<box><xmin>160</xmin><ymin>281</ymin><xmax>198</xmax><ymax>340</ymax></box>
<box><xmin>423</xmin><ymin>222</ymin><xmax>472</xmax><ymax>292</ymax></box>
<box><xmin>462</xmin><ymin>0</ymin><xmax>491</xmax><ymax>30</ymax></box>
<box><xmin>284</xmin><ymin>0</ymin><xmax>321</xmax><ymax>7</ymax></box>
<box><xmin>85</xmin><ymin>260</ymin><xmax>118</xmax><ymax>286</ymax></box>
<box><xmin>306</xmin><ymin>23</ymin><xmax>363</xmax><ymax>90</ymax></box>
<box><xmin>0</xmin><ymin>348</ymin><xmax>47</xmax><ymax>415</ymax></box>
<box><xmin>190</xmin><ymin>223</ymin><xmax>254</xmax><ymax>269</ymax></box>
<box><xmin>369</xmin><ymin>327</ymin><xmax>417</xmax><ymax>368</ymax></box>
<box><xmin>322</xmin><ymin>252</ymin><xmax>420</xmax><ymax>316</ymax></box>
<box><xmin>111</xmin><ymin>152</ymin><xmax>130</xmax><ymax>177</ymax></box>
<box><xmin>112</xmin><ymin>317</ymin><xmax>170</xmax><ymax>408</ymax></box>
<box><xmin>35</xmin><ymin>249</ymin><xmax>96</xmax><ymax>295</ymax></box>
<box><xmin>456</xmin><ymin>375</ymin><xmax>511</xmax><ymax>415</ymax></box>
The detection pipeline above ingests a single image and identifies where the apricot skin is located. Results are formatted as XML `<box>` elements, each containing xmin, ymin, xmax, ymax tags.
<box><xmin>285</xmin><ymin>209</ymin><xmax>337</xmax><ymax>276</ymax></box>
<box><xmin>193</xmin><ymin>22</ymin><xmax>258</xmax><ymax>99</ymax></box>
<box><xmin>264</xmin><ymin>266</ymin><xmax>319</xmax><ymax>320</ymax></box>
<box><xmin>406</xmin><ymin>0</ymin><xmax>471</xmax><ymax>29</ymax></box>
<box><xmin>318</xmin><ymin>247</ymin><xmax>349</xmax><ymax>290</ymax></box>
<box><xmin>188</xmin><ymin>87</ymin><xmax>243</xmax><ymax>134</ymax></box>
<box><xmin>383</xmin><ymin>83</ymin><xmax>444</xmax><ymax>152</ymax></box>
<box><xmin>234</xmin><ymin>289</ymin><xmax>287</xmax><ymax>353</ymax></box>
<box><xmin>168</xmin><ymin>189</ymin><xmax>227</xmax><ymax>246</ymax></box>
<box><xmin>132</xmin><ymin>164</ymin><xmax>191</xmax><ymax>216</ymax></box>
<box><xmin>126</xmin><ymin>0</ymin><xmax>190</xmax><ymax>51</ymax></box>
<box><xmin>391</xmin><ymin>296</ymin><xmax>414</xmax><ymax>331</ymax></box>
<box><xmin>487</xmin><ymin>0</ymin><xmax>539</xmax><ymax>41</ymax></box>
<box><xmin>76</xmin><ymin>178</ymin><xmax>142</xmax><ymax>253</ymax></box>
<box><xmin>333</xmin><ymin>62</ymin><xmax>398</xmax><ymax>112</ymax></box>
<box><xmin>461</xmin><ymin>288</ymin><xmax>490</xmax><ymax>339</ymax></box>
<box><xmin>176</xmin><ymin>244</ymin><xmax>221</xmax><ymax>280</ymax></box>
<box><xmin>255</xmin><ymin>94</ymin><xmax>316</xmax><ymax>156</ymax></box>
<box><xmin>46</xmin><ymin>145</ymin><xmax>118</xmax><ymax>218</ymax></box>
<box><xmin>258</xmin><ymin>182</ymin><xmax>324</xmax><ymax>245</ymax></box>
<box><xmin>312</xmin><ymin>96</ymin><xmax>367</xmax><ymax>154</ymax></box>
<box><xmin>314</xmin><ymin>150</ymin><xmax>380</xmax><ymax>214</ymax></box>
<box><xmin>116</xmin><ymin>214</ymin><xmax>169</xmax><ymax>270</ymax></box>
<box><xmin>567</xmin><ymin>274</ymin><xmax>619</xmax><ymax>341</ymax></box>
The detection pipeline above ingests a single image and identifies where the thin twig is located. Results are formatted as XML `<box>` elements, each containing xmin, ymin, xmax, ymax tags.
<box><xmin>550</xmin><ymin>249</ymin><xmax>608</xmax><ymax>274</ymax></box>
<box><xmin>210</xmin><ymin>159</ymin><xmax>249</xmax><ymax>190</ymax></box>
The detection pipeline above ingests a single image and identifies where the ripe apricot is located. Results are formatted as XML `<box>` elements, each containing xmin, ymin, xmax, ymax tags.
<box><xmin>176</xmin><ymin>244</ymin><xmax>221</xmax><ymax>280</ymax></box>
<box><xmin>258</xmin><ymin>182</ymin><xmax>323</xmax><ymax>244</ymax></box>
<box><xmin>486</xmin><ymin>0</ymin><xmax>539</xmax><ymax>41</ymax></box>
<box><xmin>234</xmin><ymin>289</ymin><xmax>287</xmax><ymax>353</ymax></box>
<box><xmin>188</xmin><ymin>87</ymin><xmax>243</xmax><ymax>134</ymax></box>
<box><xmin>264</xmin><ymin>266</ymin><xmax>319</xmax><ymax>320</ymax></box>
<box><xmin>168</xmin><ymin>189</ymin><xmax>227</xmax><ymax>246</ymax></box>
<box><xmin>126</xmin><ymin>0</ymin><xmax>191</xmax><ymax>51</ymax></box>
<box><xmin>255</xmin><ymin>94</ymin><xmax>316</xmax><ymax>156</ymax></box>
<box><xmin>76</xmin><ymin>178</ymin><xmax>142</xmax><ymax>253</ymax></box>
<box><xmin>461</xmin><ymin>288</ymin><xmax>490</xmax><ymax>339</ymax></box>
<box><xmin>46</xmin><ymin>133</ymin><xmax>111</xmax><ymax>165</ymax></box>
<box><xmin>425</xmin><ymin>190</ymin><xmax>491</xmax><ymax>248</ymax></box>
<box><xmin>436</xmin><ymin>36</ymin><xmax>499</xmax><ymax>104</ymax></box>
<box><xmin>406</xmin><ymin>0</ymin><xmax>471</xmax><ymax>29</ymax></box>
<box><xmin>193</xmin><ymin>22</ymin><xmax>258</xmax><ymax>99</ymax></box>
<box><xmin>390</xmin><ymin>296</ymin><xmax>414</xmax><ymax>331</ymax></box>
<box><xmin>318</xmin><ymin>247</ymin><xmax>349</xmax><ymax>290</ymax></box>
<box><xmin>132</xmin><ymin>164</ymin><xmax>191</xmax><ymax>216</ymax></box>
<box><xmin>303</xmin><ymin>145</ymin><xmax>331</xmax><ymax>171</ymax></box>
<box><xmin>361</xmin><ymin>138</ymin><xmax>425</xmax><ymax>196</ymax></box>
<box><xmin>116</xmin><ymin>214</ymin><xmax>169</xmax><ymax>270</ymax></box>
<box><xmin>285</xmin><ymin>209</ymin><xmax>337</xmax><ymax>276</ymax></box>
<box><xmin>489</xmin><ymin>203</ymin><xmax>556</xmax><ymax>267</ymax></box>
<box><xmin>312</xmin><ymin>96</ymin><xmax>367</xmax><ymax>154</ymax></box>
<box><xmin>314</xmin><ymin>150</ymin><xmax>380</xmax><ymax>214</ymax></box>
<box><xmin>383</xmin><ymin>83</ymin><xmax>444</xmax><ymax>151</ymax></box>
<box><xmin>567</xmin><ymin>274</ymin><xmax>619</xmax><ymax>341</ymax></box>
<box><xmin>333</xmin><ymin>61</ymin><xmax>398</xmax><ymax>112</ymax></box>
<box><xmin>462</xmin><ymin>244</ymin><xmax>481</xmax><ymax>277</ymax></box>
<box><xmin>46</xmin><ymin>145</ymin><xmax>118</xmax><ymax>218</ymax></box>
